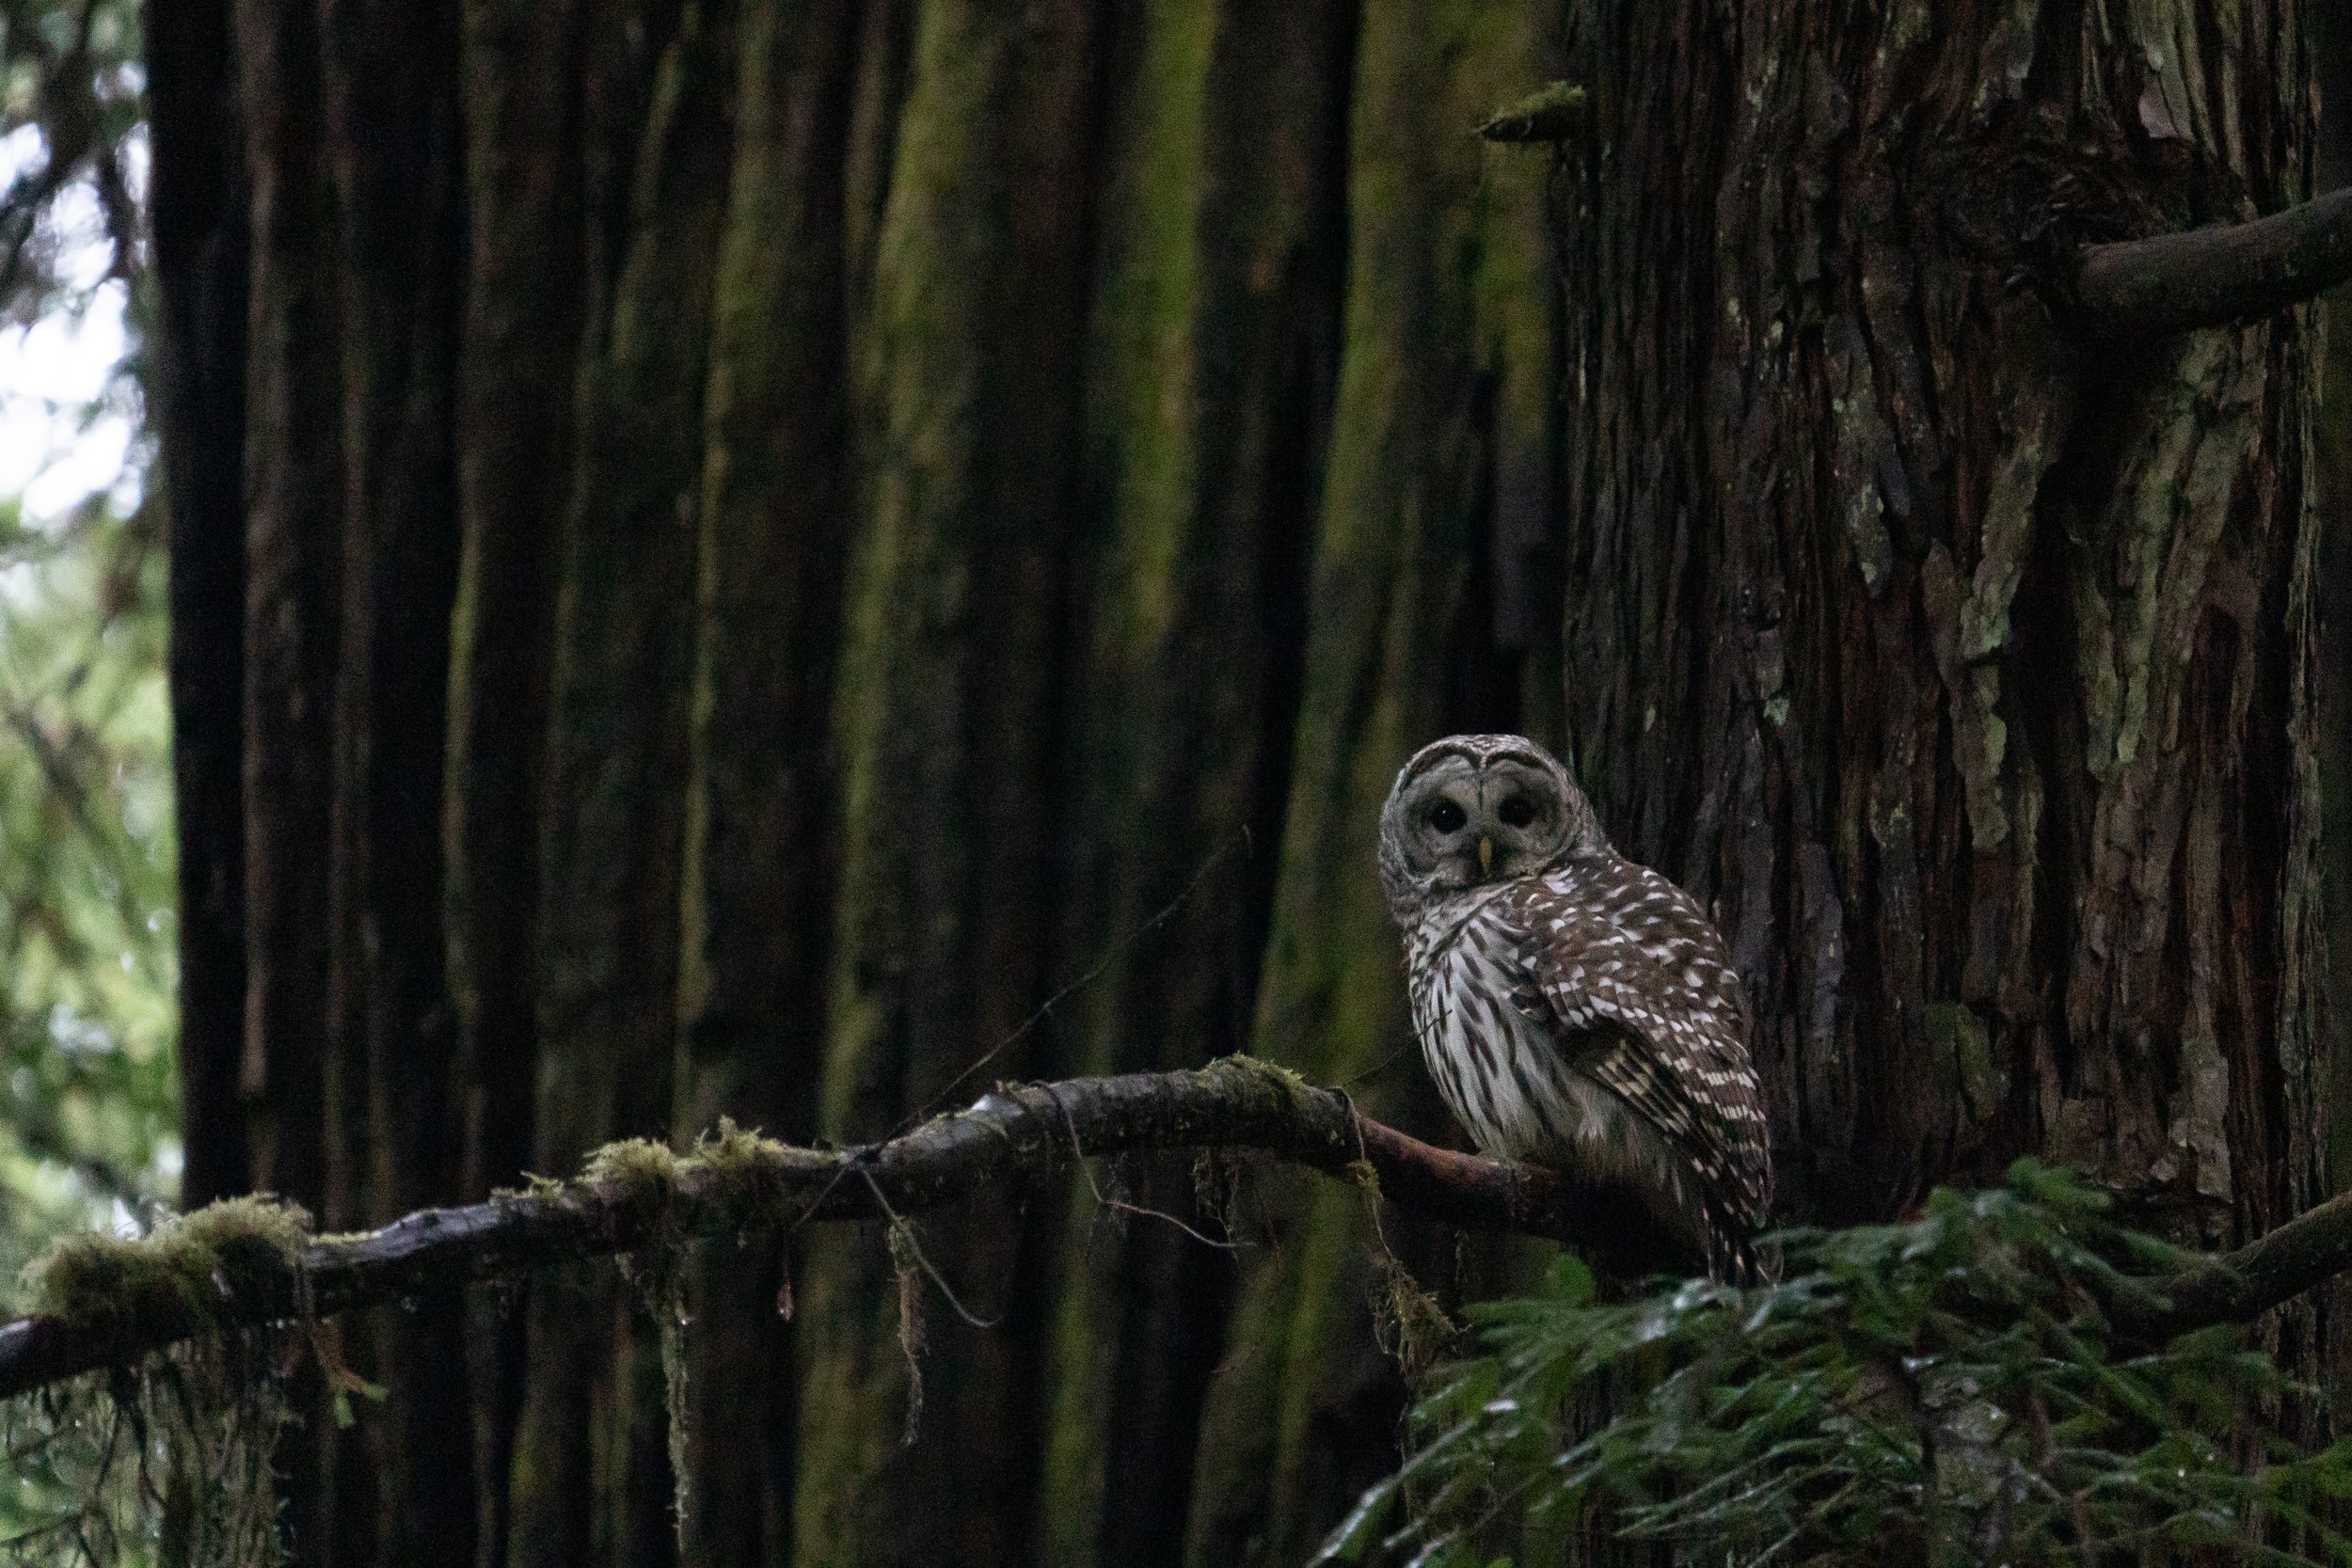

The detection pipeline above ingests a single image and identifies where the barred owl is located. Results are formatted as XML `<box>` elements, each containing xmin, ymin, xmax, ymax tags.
<box><xmin>1377</xmin><ymin>734</ymin><xmax>1772</xmax><ymax>1282</ymax></box>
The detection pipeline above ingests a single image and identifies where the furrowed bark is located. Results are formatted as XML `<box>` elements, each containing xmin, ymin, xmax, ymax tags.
<box><xmin>507</xmin><ymin>5</ymin><xmax>736</xmax><ymax>1564</ymax></box>
<box><xmin>1036</xmin><ymin>2</ymin><xmax>1346</xmax><ymax>1562</ymax></box>
<box><xmin>230</xmin><ymin>0</ymin><xmax>340</xmax><ymax>1239</ymax></box>
<box><xmin>2319</xmin><ymin>0</ymin><xmax>2352</xmax><ymax>1396</ymax></box>
<box><xmin>226</xmin><ymin>0</ymin><xmax>343</xmax><ymax>1555</ymax></box>
<box><xmin>2077</xmin><ymin>186</ymin><xmax>2352</xmax><ymax>338</ymax></box>
<box><xmin>1543</xmin><ymin>3</ymin><xmax>2328</xmax><ymax>1480</ymax></box>
<box><xmin>1182</xmin><ymin>3</ymin><xmax>1559</xmax><ymax>1560</ymax></box>
<box><xmin>668</xmin><ymin>0</ymin><xmax>857</xmax><ymax>1559</ymax></box>
<box><xmin>1557</xmin><ymin>0</ymin><xmax>2323</xmax><ymax>1249</ymax></box>
<box><xmin>145</xmin><ymin>0</ymin><xmax>250</xmax><ymax>1213</ymax></box>
<box><xmin>448</xmin><ymin>0</ymin><xmax>585</xmax><ymax>1211</ymax></box>
<box><xmin>449</xmin><ymin>1</ymin><xmax>587</xmax><ymax>1556</ymax></box>
<box><xmin>316</xmin><ymin>1</ymin><xmax>471</xmax><ymax>1558</ymax></box>
<box><xmin>787</xmin><ymin>2</ymin><xmax>1099</xmax><ymax>1562</ymax></box>
<box><xmin>2320</xmin><ymin>28</ymin><xmax>2352</xmax><ymax>891</ymax></box>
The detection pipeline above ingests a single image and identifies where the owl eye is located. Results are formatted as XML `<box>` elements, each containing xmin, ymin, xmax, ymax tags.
<box><xmin>1428</xmin><ymin>800</ymin><xmax>1467</xmax><ymax>833</ymax></box>
<box><xmin>1498</xmin><ymin>795</ymin><xmax>1536</xmax><ymax>828</ymax></box>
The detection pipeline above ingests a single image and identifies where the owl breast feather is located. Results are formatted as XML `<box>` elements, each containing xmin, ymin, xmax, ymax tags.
<box><xmin>1406</xmin><ymin>890</ymin><xmax>1691</xmax><ymax>1207</ymax></box>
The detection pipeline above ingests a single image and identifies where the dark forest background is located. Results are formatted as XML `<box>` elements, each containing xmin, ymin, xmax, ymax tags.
<box><xmin>3</xmin><ymin>0</ymin><xmax>2351</xmax><ymax>1564</ymax></box>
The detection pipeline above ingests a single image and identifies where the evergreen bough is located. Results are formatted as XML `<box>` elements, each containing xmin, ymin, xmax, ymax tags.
<box><xmin>1325</xmin><ymin>1161</ymin><xmax>2352</xmax><ymax>1566</ymax></box>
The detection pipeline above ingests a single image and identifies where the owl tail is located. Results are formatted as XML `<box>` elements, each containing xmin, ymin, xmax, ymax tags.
<box><xmin>1703</xmin><ymin>1196</ymin><xmax>1778</xmax><ymax>1287</ymax></box>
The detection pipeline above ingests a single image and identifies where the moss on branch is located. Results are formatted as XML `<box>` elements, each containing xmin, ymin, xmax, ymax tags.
<box><xmin>26</xmin><ymin>1196</ymin><xmax>311</xmax><ymax>1338</ymax></box>
<box><xmin>5</xmin><ymin>1057</ymin><xmax>2350</xmax><ymax>1404</ymax></box>
<box><xmin>1474</xmin><ymin>81</ymin><xmax>1588</xmax><ymax>143</ymax></box>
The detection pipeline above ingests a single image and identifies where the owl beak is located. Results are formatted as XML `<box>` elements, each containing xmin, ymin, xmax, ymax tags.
<box><xmin>1478</xmin><ymin>835</ymin><xmax>1494</xmax><ymax>877</ymax></box>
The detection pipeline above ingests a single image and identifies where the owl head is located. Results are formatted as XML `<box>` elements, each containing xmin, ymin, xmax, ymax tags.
<box><xmin>1377</xmin><ymin>734</ymin><xmax>1606</xmax><ymax>919</ymax></box>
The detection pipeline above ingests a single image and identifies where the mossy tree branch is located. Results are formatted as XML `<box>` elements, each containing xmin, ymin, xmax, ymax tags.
<box><xmin>2075</xmin><ymin>184</ymin><xmax>2352</xmax><ymax>336</ymax></box>
<box><xmin>1475</xmin><ymin>81</ymin><xmax>1588</xmax><ymax>143</ymax></box>
<box><xmin>2110</xmin><ymin>1183</ymin><xmax>2352</xmax><ymax>1338</ymax></box>
<box><xmin>0</xmin><ymin>1057</ymin><xmax>1682</xmax><ymax>1402</ymax></box>
<box><xmin>6</xmin><ymin>1054</ymin><xmax>2351</xmax><ymax>1404</ymax></box>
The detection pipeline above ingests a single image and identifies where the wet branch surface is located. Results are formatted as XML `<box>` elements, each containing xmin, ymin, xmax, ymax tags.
<box><xmin>0</xmin><ymin>1057</ymin><xmax>1675</xmax><ymax>1402</ymax></box>
<box><xmin>2076</xmin><ymin>184</ymin><xmax>2352</xmax><ymax>336</ymax></box>
<box><xmin>2</xmin><ymin>1054</ymin><xmax>2344</xmax><ymax>1402</ymax></box>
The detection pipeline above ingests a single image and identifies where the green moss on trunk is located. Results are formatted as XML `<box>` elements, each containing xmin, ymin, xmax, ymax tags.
<box><xmin>1181</xmin><ymin>2</ymin><xmax>1561</xmax><ymax>1560</ymax></box>
<box><xmin>787</xmin><ymin>1</ymin><xmax>1099</xmax><ymax>1562</ymax></box>
<box><xmin>507</xmin><ymin>5</ymin><xmax>739</xmax><ymax>1564</ymax></box>
<box><xmin>1035</xmin><ymin>0</ymin><xmax>1352</xmax><ymax>1561</ymax></box>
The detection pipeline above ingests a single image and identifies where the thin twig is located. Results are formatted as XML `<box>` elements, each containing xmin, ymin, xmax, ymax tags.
<box><xmin>902</xmin><ymin>828</ymin><xmax>1250</xmax><ymax>1128</ymax></box>
<box><xmin>856</xmin><ymin>1167</ymin><xmax>998</xmax><ymax>1330</ymax></box>
<box><xmin>1046</xmin><ymin>1083</ymin><xmax>1239</xmax><ymax>1252</ymax></box>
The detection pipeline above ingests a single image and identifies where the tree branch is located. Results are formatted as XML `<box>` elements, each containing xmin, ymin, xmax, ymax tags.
<box><xmin>0</xmin><ymin>1057</ymin><xmax>1689</xmax><ymax>1402</ymax></box>
<box><xmin>2075</xmin><ymin>185</ymin><xmax>2352</xmax><ymax>337</ymax></box>
<box><xmin>8</xmin><ymin>1055</ymin><xmax>2347</xmax><ymax>1403</ymax></box>
<box><xmin>1475</xmin><ymin>82</ymin><xmax>1589</xmax><ymax>144</ymax></box>
<box><xmin>2115</xmin><ymin>1185</ymin><xmax>2352</xmax><ymax>1338</ymax></box>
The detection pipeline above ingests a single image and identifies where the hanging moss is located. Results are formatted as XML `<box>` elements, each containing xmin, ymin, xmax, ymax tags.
<box><xmin>614</xmin><ymin>1242</ymin><xmax>696</xmax><ymax>1555</ymax></box>
<box><xmin>1343</xmin><ymin>1159</ymin><xmax>1459</xmax><ymax>1381</ymax></box>
<box><xmin>1367</xmin><ymin>1250</ymin><xmax>1458</xmax><ymax>1384</ymax></box>
<box><xmin>8</xmin><ymin>1203</ymin><xmax>305</xmax><ymax>1568</ymax></box>
<box><xmin>885</xmin><ymin>1221</ymin><xmax>925</xmax><ymax>1448</ymax></box>
<box><xmin>597</xmin><ymin>1131</ymin><xmax>703</xmax><ymax>1553</ymax></box>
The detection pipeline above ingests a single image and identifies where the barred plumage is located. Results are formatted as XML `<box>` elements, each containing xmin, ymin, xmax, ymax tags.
<box><xmin>1379</xmin><ymin>735</ymin><xmax>1772</xmax><ymax>1282</ymax></box>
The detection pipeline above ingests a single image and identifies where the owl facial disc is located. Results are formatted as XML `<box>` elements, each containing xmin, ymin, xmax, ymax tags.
<box><xmin>1375</xmin><ymin>734</ymin><xmax>1602</xmax><ymax>918</ymax></box>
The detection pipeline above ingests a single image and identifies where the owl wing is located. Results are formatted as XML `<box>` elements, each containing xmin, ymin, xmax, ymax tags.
<box><xmin>1503</xmin><ymin>859</ymin><xmax>1772</xmax><ymax>1244</ymax></box>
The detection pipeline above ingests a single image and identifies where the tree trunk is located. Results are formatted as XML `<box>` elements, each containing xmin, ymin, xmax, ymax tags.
<box><xmin>1034</xmin><ymin>3</ymin><xmax>1349</xmax><ymax>1561</ymax></box>
<box><xmin>140</xmin><ymin>0</ymin><xmax>2332</xmax><ymax>1562</ymax></box>
<box><xmin>507</xmin><ymin>7</ymin><xmax>739</xmax><ymax>1565</ymax></box>
<box><xmin>446</xmin><ymin>0</ymin><xmax>586</xmax><ymax>1557</ymax></box>
<box><xmin>1545</xmin><ymin>0</ymin><xmax>2324</xmax><ymax>1291</ymax></box>
<box><xmin>2318</xmin><ymin>0</ymin><xmax>2352</xmax><ymax>1230</ymax></box>
<box><xmin>1179</xmin><ymin>2</ymin><xmax>1562</xmax><ymax>1558</ymax></box>
<box><xmin>787</xmin><ymin>5</ymin><xmax>1098</xmax><ymax>1560</ymax></box>
<box><xmin>314</xmin><ymin>2</ymin><xmax>471</xmax><ymax>1558</ymax></box>
<box><xmin>665</xmin><ymin>0</ymin><xmax>856</xmax><ymax>1561</ymax></box>
<box><xmin>147</xmin><ymin>0</ymin><xmax>248</xmax><ymax>1214</ymax></box>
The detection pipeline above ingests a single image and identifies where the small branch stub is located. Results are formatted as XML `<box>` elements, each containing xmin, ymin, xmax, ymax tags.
<box><xmin>2075</xmin><ymin>184</ymin><xmax>2352</xmax><ymax>337</ymax></box>
<box><xmin>1477</xmin><ymin>82</ymin><xmax>1589</xmax><ymax>145</ymax></box>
